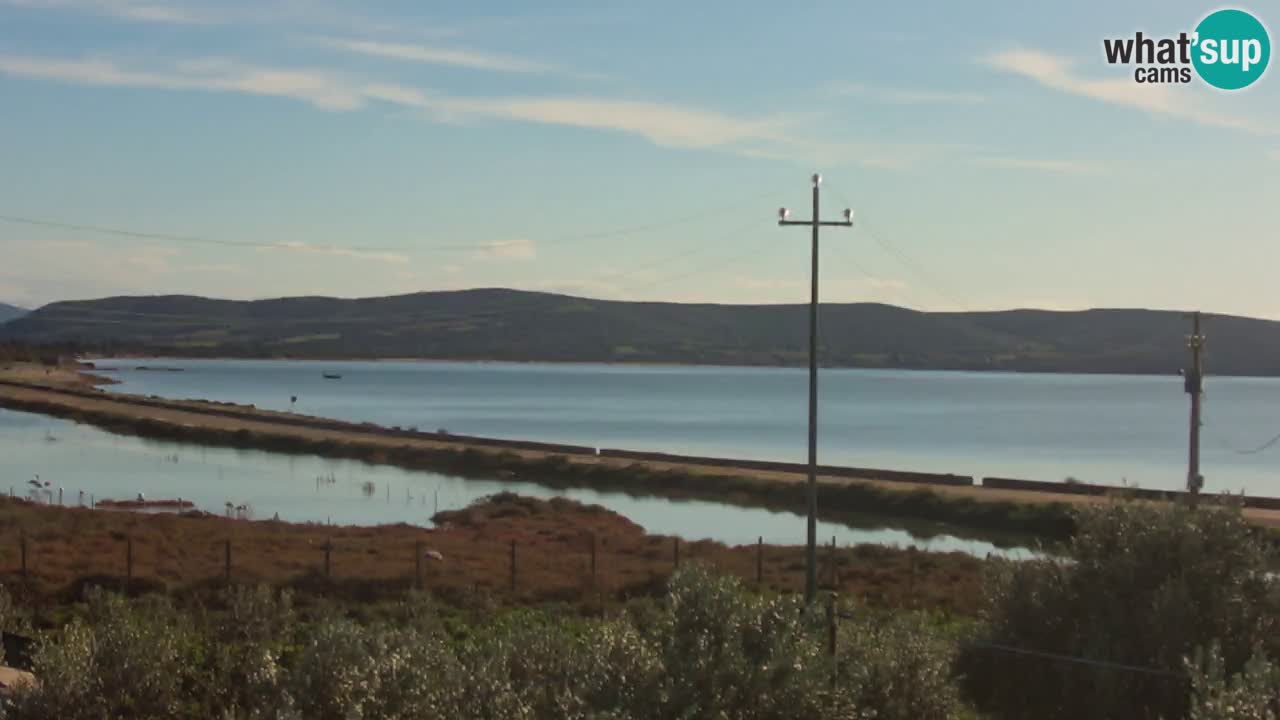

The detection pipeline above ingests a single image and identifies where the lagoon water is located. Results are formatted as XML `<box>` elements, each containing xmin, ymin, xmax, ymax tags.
<box><xmin>0</xmin><ymin>406</ymin><xmax>1021</xmax><ymax>556</ymax></box>
<box><xmin>94</xmin><ymin>358</ymin><xmax>1280</xmax><ymax>496</ymax></box>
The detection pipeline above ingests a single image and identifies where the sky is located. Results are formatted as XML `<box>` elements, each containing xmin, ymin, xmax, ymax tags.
<box><xmin>0</xmin><ymin>0</ymin><xmax>1277</xmax><ymax>316</ymax></box>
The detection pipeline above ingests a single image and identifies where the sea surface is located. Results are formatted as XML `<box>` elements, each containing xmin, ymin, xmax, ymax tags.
<box><xmin>94</xmin><ymin>358</ymin><xmax>1280</xmax><ymax>496</ymax></box>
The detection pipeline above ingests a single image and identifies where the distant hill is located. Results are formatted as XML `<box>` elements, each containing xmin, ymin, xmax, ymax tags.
<box><xmin>2</xmin><ymin>289</ymin><xmax>1277</xmax><ymax>375</ymax></box>
<box><xmin>0</xmin><ymin>302</ymin><xmax>27</xmax><ymax>324</ymax></box>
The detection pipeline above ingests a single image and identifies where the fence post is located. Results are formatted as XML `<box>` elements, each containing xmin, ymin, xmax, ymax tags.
<box><xmin>19</xmin><ymin>532</ymin><xmax>27</xmax><ymax>578</ymax></box>
<box><xmin>827</xmin><ymin>593</ymin><xmax>838</xmax><ymax>653</ymax></box>
<box><xmin>414</xmin><ymin>539</ymin><xmax>422</xmax><ymax>591</ymax></box>
<box><xmin>829</xmin><ymin>535</ymin><xmax>838</xmax><ymax>588</ymax></box>
<box><xmin>908</xmin><ymin>547</ymin><xmax>917</xmax><ymax>608</ymax></box>
<box><xmin>673</xmin><ymin>537</ymin><xmax>680</xmax><ymax>569</ymax></box>
<box><xmin>509</xmin><ymin>539</ymin><xmax>517</xmax><ymax>593</ymax></box>
<box><xmin>323</xmin><ymin>538</ymin><xmax>332</xmax><ymax>580</ymax></box>
<box><xmin>589</xmin><ymin>533</ymin><xmax>597</xmax><ymax>587</ymax></box>
<box><xmin>826</xmin><ymin>593</ymin><xmax>839</xmax><ymax>686</ymax></box>
<box><xmin>756</xmin><ymin>536</ymin><xmax>763</xmax><ymax>587</ymax></box>
<box><xmin>126</xmin><ymin>536</ymin><xmax>133</xmax><ymax>591</ymax></box>
<box><xmin>224</xmin><ymin>540</ymin><xmax>232</xmax><ymax>585</ymax></box>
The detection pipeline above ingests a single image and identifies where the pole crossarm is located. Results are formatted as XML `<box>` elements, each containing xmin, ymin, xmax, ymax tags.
<box><xmin>779</xmin><ymin>220</ymin><xmax>854</xmax><ymax>227</ymax></box>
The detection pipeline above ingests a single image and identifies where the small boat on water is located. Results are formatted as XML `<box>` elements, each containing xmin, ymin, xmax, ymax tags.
<box><xmin>322</xmin><ymin>373</ymin><xmax>343</xmax><ymax>380</ymax></box>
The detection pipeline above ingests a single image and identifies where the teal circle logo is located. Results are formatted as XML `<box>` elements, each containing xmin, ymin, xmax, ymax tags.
<box><xmin>1192</xmin><ymin>9</ymin><xmax>1270</xmax><ymax>90</ymax></box>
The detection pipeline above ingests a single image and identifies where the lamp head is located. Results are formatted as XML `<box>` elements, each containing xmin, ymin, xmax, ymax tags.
<box><xmin>811</xmin><ymin>173</ymin><xmax>822</xmax><ymax>187</ymax></box>
<box><xmin>778</xmin><ymin>207</ymin><xmax>790</xmax><ymax>220</ymax></box>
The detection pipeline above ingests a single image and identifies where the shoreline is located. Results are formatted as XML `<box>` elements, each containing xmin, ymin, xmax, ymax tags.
<box><xmin>79</xmin><ymin>354</ymin><xmax>1266</xmax><ymax>380</ymax></box>
<box><xmin>3</xmin><ymin>363</ymin><xmax>1278</xmax><ymax>544</ymax></box>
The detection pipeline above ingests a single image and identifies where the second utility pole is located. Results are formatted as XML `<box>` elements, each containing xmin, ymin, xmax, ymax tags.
<box><xmin>1185</xmin><ymin>311</ymin><xmax>1206</xmax><ymax>503</ymax></box>
<box><xmin>779</xmin><ymin>173</ymin><xmax>853</xmax><ymax>604</ymax></box>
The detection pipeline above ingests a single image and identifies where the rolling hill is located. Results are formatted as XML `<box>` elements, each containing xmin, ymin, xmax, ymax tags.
<box><xmin>0</xmin><ymin>302</ymin><xmax>28</xmax><ymax>324</ymax></box>
<box><xmin>2</xmin><ymin>289</ymin><xmax>1277</xmax><ymax>375</ymax></box>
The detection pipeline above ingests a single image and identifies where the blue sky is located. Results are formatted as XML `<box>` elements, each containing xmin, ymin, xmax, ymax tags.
<box><xmin>0</xmin><ymin>0</ymin><xmax>1277</xmax><ymax>316</ymax></box>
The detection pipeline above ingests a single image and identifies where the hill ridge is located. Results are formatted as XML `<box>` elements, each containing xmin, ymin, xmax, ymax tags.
<box><xmin>3</xmin><ymin>289</ymin><xmax>1278</xmax><ymax>376</ymax></box>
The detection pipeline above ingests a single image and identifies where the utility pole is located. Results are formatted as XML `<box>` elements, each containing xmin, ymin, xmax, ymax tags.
<box><xmin>778</xmin><ymin>173</ymin><xmax>854</xmax><ymax>604</ymax></box>
<box><xmin>1185</xmin><ymin>311</ymin><xmax>1206</xmax><ymax>503</ymax></box>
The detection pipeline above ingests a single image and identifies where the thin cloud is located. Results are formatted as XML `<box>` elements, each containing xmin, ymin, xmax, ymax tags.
<box><xmin>0</xmin><ymin>54</ymin><xmax>404</xmax><ymax>110</ymax></box>
<box><xmin>266</xmin><ymin>242</ymin><xmax>409</xmax><ymax>264</ymax></box>
<box><xmin>983</xmin><ymin>48</ymin><xmax>1275</xmax><ymax>135</ymax></box>
<box><xmin>3</xmin><ymin>0</ymin><xmax>210</xmax><ymax>24</ymax></box>
<box><xmin>827</xmin><ymin>82</ymin><xmax>985</xmax><ymax>105</ymax></box>
<box><xmin>433</xmin><ymin>96</ymin><xmax>788</xmax><ymax>149</ymax></box>
<box><xmin>0</xmin><ymin>52</ymin><xmax>972</xmax><ymax>169</ymax></box>
<box><xmin>472</xmin><ymin>238</ymin><xmax>537</xmax><ymax>261</ymax></box>
<box><xmin>1269</xmin><ymin>149</ymin><xmax>1280</xmax><ymax>160</ymax></box>
<box><xmin>0</xmin><ymin>53</ymin><xmax>786</xmax><ymax>151</ymax></box>
<box><xmin>970</xmin><ymin>156</ymin><xmax>1108</xmax><ymax>175</ymax></box>
<box><xmin>2</xmin><ymin>0</ymin><xmax>461</xmax><ymax>35</ymax></box>
<box><xmin>314</xmin><ymin>37</ymin><xmax>562</xmax><ymax>76</ymax></box>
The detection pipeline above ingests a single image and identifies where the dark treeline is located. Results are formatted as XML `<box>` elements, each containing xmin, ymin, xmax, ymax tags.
<box><xmin>0</xmin><ymin>341</ymin><xmax>85</xmax><ymax>366</ymax></box>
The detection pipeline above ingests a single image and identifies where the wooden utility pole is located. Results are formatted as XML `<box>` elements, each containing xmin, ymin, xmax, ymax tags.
<box><xmin>756</xmin><ymin>536</ymin><xmax>763</xmax><ymax>588</ymax></box>
<box><xmin>1185</xmin><ymin>312</ymin><xmax>1206</xmax><ymax>503</ymax></box>
<box><xmin>778</xmin><ymin>174</ymin><xmax>854</xmax><ymax>604</ymax></box>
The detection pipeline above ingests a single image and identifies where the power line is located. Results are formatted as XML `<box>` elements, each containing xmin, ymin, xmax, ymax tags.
<box><xmin>834</xmin><ymin>610</ymin><xmax>1185</xmax><ymax>679</ymax></box>
<box><xmin>1202</xmin><ymin>402</ymin><xmax>1280</xmax><ymax>456</ymax></box>
<box><xmin>0</xmin><ymin>187</ymin><xmax>783</xmax><ymax>256</ymax></box>
<box><xmin>965</xmin><ymin>641</ymin><xmax>1186</xmax><ymax>679</ymax></box>
<box><xmin>534</xmin><ymin>187</ymin><xmax>784</xmax><ymax>248</ymax></box>
<box><xmin>822</xmin><ymin>184</ymin><xmax>974</xmax><ymax>311</ymax></box>
<box><xmin>613</xmin><ymin>219</ymin><xmax>773</xmax><ymax>294</ymax></box>
<box><xmin>1213</xmin><ymin>431</ymin><xmax>1280</xmax><ymax>455</ymax></box>
<box><xmin>0</xmin><ymin>213</ymin><xmax>404</xmax><ymax>252</ymax></box>
<box><xmin>223</xmin><ymin>218</ymin><xmax>769</xmax><ymax>329</ymax></box>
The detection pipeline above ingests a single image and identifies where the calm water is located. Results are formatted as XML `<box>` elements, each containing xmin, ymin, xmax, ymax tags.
<box><xmin>94</xmin><ymin>358</ymin><xmax>1280</xmax><ymax>496</ymax></box>
<box><xmin>0</xmin><ymin>407</ymin><xmax>1020</xmax><ymax>556</ymax></box>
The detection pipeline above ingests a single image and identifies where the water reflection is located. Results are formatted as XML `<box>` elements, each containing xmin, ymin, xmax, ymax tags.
<box><xmin>0</xmin><ymin>408</ymin><xmax>1030</xmax><ymax>558</ymax></box>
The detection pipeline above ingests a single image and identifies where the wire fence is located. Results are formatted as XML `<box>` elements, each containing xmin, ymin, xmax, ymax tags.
<box><xmin>0</xmin><ymin>493</ymin><xmax>990</xmax><ymax>621</ymax></box>
<box><xmin>0</xmin><ymin>495</ymin><xmax>1199</xmax><ymax>685</ymax></box>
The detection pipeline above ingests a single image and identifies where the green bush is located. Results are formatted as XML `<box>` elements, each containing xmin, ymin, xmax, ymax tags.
<box><xmin>961</xmin><ymin>501</ymin><xmax>1280</xmax><ymax>720</ymax></box>
<box><xmin>10</xmin><ymin>590</ymin><xmax>193</xmax><ymax>720</ymax></box>
<box><xmin>0</xmin><ymin>568</ymin><xmax>969</xmax><ymax>719</ymax></box>
<box><xmin>1187</xmin><ymin>645</ymin><xmax>1280</xmax><ymax>720</ymax></box>
<box><xmin>840</xmin><ymin>611</ymin><xmax>965</xmax><ymax>720</ymax></box>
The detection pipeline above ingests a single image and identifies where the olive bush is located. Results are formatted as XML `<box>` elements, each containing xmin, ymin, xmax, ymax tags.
<box><xmin>0</xmin><ymin>567</ymin><xmax>969</xmax><ymax>720</ymax></box>
<box><xmin>1187</xmin><ymin>645</ymin><xmax>1280</xmax><ymax>720</ymax></box>
<box><xmin>839</xmin><ymin>611</ymin><xmax>965</xmax><ymax>720</ymax></box>
<box><xmin>9</xmin><ymin>590</ymin><xmax>192</xmax><ymax>720</ymax></box>
<box><xmin>961</xmin><ymin>501</ymin><xmax>1280</xmax><ymax>720</ymax></box>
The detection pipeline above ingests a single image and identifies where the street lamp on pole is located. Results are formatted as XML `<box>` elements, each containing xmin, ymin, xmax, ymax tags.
<box><xmin>778</xmin><ymin>173</ymin><xmax>854</xmax><ymax>604</ymax></box>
